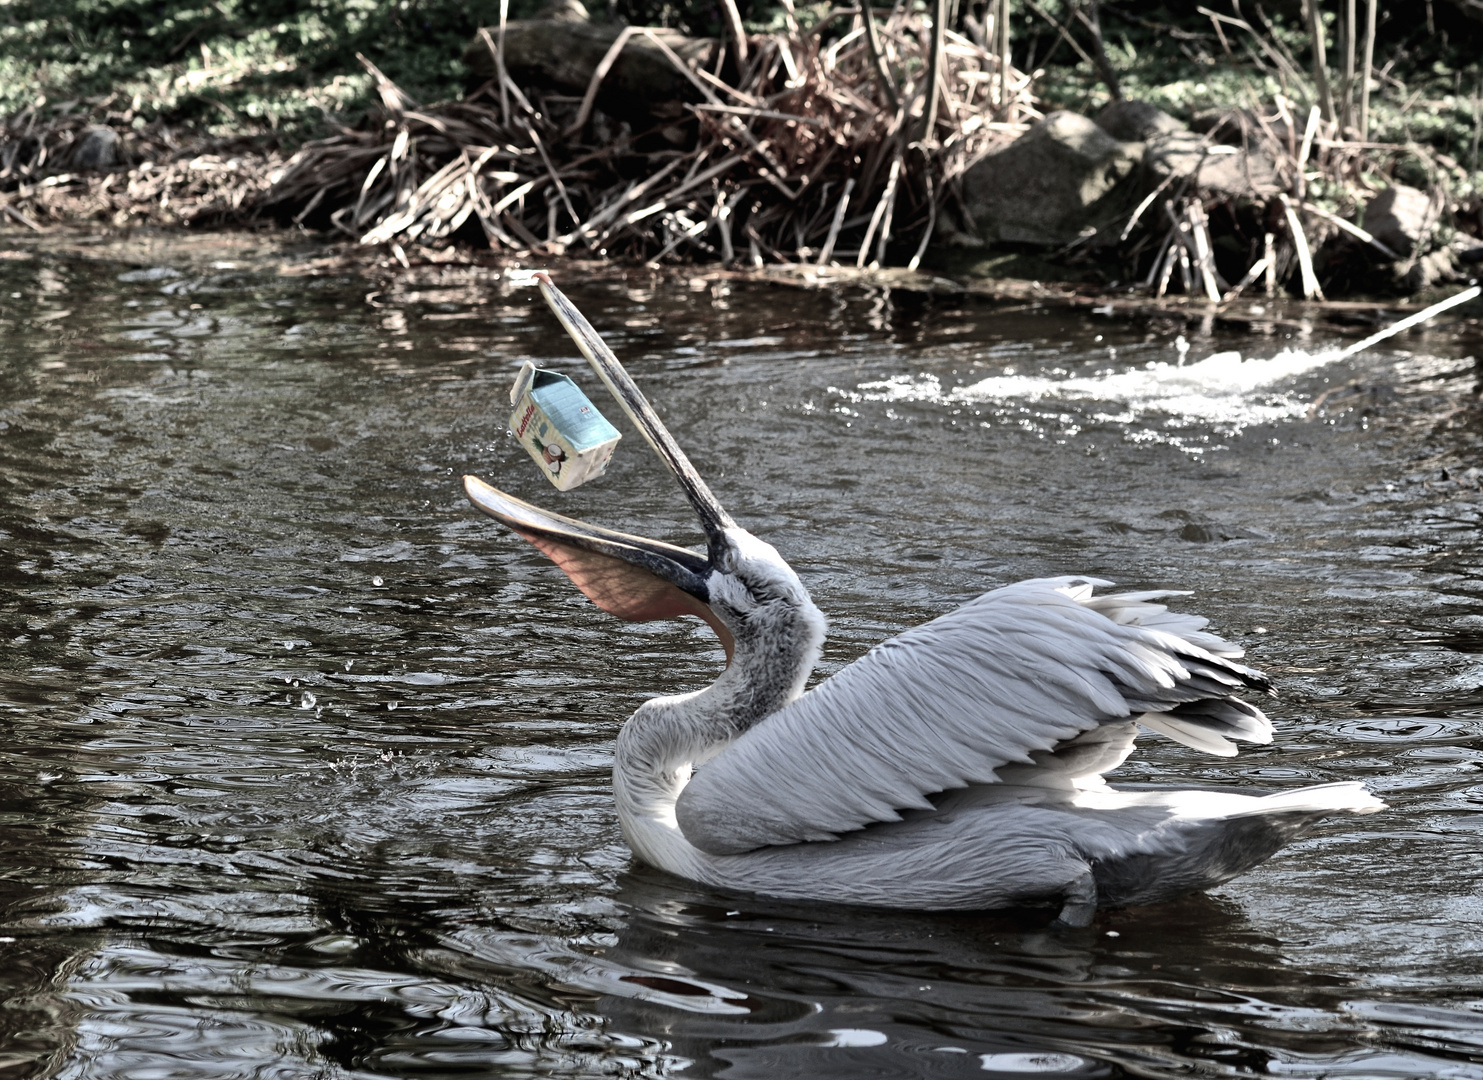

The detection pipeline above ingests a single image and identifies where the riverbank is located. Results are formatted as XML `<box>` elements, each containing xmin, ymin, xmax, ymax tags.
<box><xmin>4</xmin><ymin>2</ymin><xmax>1482</xmax><ymax>302</ymax></box>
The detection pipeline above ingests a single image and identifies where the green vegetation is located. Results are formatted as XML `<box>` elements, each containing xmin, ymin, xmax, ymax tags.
<box><xmin>0</xmin><ymin>0</ymin><xmax>530</xmax><ymax>137</ymax></box>
<box><xmin>0</xmin><ymin>0</ymin><xmax>787</xmax><ymax>141</ymax></box>
<box><xmin>1026</xmin><ymin>3</ymin><xmax>1482</xmax><ymax>195</ymax></box>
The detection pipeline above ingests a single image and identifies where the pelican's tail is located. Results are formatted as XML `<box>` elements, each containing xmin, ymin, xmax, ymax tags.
<box><xmin>1090</xmin><ymin>781</ymin><xmax>1385</xmax><ymax>909</ymax></box>
<box><xmin>1234</xmin><ymin>780</ymin><xmax>1386</xmax><ymax>817</ymax></box>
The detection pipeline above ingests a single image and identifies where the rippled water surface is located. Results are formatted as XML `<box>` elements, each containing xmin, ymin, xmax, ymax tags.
<box><xmin>3</xmin><ymin>240</ymin><xmax>1483</xmax><ymax>1078</ymax></box>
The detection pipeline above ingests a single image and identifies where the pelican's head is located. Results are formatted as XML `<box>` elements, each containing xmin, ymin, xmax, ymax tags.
<box><xmin>463</xmin><ymin>275</ymin><xmax>823</xmax><ymax>679</ymax></box>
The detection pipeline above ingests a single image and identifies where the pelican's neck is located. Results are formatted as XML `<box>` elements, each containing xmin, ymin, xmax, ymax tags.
<box><xmin>613</xmin><ymin>574</ymin><xmax>825</xmax><ymax>833</ymax></box>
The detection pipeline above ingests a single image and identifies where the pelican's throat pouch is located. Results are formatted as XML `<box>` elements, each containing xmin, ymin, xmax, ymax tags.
<box><xmin>508</xmin><ymin>361</ymin><xmax>622</xmax><ymax>490</ymax></box>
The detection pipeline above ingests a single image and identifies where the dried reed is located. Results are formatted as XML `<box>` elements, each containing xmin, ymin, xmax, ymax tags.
<box><xmin>251</xmin><ymin>11</ymin><xmax>1037</xmax><ymax>266</ymax></box>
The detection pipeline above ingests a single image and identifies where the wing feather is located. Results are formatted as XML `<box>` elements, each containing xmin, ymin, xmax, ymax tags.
<box><xmin>674</xmin><ymin>577</ymin><xmax>1272</xmax><ymax>856</ymax></box>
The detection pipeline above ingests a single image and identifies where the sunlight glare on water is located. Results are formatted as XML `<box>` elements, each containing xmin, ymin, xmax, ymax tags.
<box><xmin>1</xmin><ymin>243</ymin><xmax>1482</xmax><ymax>1079</ymax></box>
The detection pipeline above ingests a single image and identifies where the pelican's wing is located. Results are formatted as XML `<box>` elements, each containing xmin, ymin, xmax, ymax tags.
<box><xmin>674</xmin><ymin>577</ymin><xmax>1273</xmax><ymax>855</ymax></box>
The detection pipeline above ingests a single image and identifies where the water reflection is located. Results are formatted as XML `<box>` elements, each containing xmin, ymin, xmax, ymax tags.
<box><xmin>1</xmin><ymin>241</ymin><xmax>1481</xmax><ymax>1077</ymax></box>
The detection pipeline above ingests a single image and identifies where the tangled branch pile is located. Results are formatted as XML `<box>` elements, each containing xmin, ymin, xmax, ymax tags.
<box><xmin>1118</xmin><ymin>102</ymin><xmax>1472</xmax><ymax>305</ymax></box>
<box><xmin>255</xmin><ymin>9</ymin><xmax>1038</xmax><ymax>267</ymax></box>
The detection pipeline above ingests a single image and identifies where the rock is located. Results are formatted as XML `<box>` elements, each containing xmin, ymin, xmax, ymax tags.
<box><xmin>464</xmin><ymin>15</ymin><xmax>722</xmax><ymax>125</ymax></box>
<box><xmin>1401</xmin><ymin>248</ymin><xmax>1459</xmax><ymax>292</ymax></box>
<box><xmin>1137</xmin><ymin>130</ymin><xmax>1280</xmax><ymax>200</ymax></box>
<box><xmin>537</xmin><ymin>0</ymin><xmax>589</xmax><ymax>19</ymax></box>
<box><xmin>1185</xmin><ymin>144</ymin><xmax>1280</xmax><ymax>199</ymax></box>
<box><xmin>1190</xmin><ymin>108</ymin><xmax>1294</xmax><ymax>149</ymax></box>
<box><xmin>70</xmin><ymin>125</ymin><xmax>119</xmax><ymax>171</ymax></box>
<box><xmin>1094</xmin><ymin>99</ymin><xmax>1185</xmax><ymax>143</ymax></box>
<box><xmin>1362</xmin><ymin>185</ymin><xmax>1432</xmax><ymax>258</ymax></box>
<box><xmin>1091</xmin><ymin>101</ymin><xmax>1280</xmax><ymax>203</ymax></box>
<box><xmin>959</xmin><ymin>111</ymin><xmax>1142</xmax><ymax>246</ymax></box>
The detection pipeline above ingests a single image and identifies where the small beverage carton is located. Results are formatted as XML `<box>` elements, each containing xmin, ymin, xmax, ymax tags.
<box><xmin>508</xmin><ymin>360</ymin><xmax>622</xmax><ymax>490</ymax></box>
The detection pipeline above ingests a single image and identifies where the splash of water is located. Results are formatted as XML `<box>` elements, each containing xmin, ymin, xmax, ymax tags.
<box><xmin>851</xmin><ymin>347</ymin><xmax>1341</xmax><ymax>432</ymax></box>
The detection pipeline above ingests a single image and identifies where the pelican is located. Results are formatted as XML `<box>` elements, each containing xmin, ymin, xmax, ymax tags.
<box><xmin>464</xmin><ymin>274</ymin><xmax>1383</xmax><ymax>926</ymax></box>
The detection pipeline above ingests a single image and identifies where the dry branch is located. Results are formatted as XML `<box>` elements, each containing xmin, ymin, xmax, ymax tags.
<box><xmin>242</xmin><ymin>8</ymin><xmax>1032</xmax><ymax>266</ymax></box>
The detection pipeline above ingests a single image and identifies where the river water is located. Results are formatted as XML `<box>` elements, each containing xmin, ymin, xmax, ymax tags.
<box><xmin>1</xmin><ymin>240</ymin><xmax>1481</xmax><ymax>1078</ymax></box>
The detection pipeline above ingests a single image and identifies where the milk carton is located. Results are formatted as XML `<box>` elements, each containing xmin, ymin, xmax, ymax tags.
<box><xmin>508</xmin><ymin>360</ymin><xmax>622</xmax><ymax>490</ymax></box>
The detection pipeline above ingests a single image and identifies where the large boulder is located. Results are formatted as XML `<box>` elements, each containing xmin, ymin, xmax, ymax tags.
<box><xmin>960</xmin><ymin>111</ymin><xmax>1142</xmax><ymax>246</ymax></box>
<box><xmin>464</xmin><ymin>3</ymin><xmax>721</xmax><ymax>125</ymax></box>
<box><xmin>1094</xmin><ymin>101</ymin><xmax>1280</xmax><ymax>200</ymax></box>
<box><xmin>1359</xmin><ymin>184</ymin><xmax>1459</xmax><ymax>291</ymax></box>
<box><xmin>1095</xmin><ymin>99</ymin><xmax>1185</xmax><ymax>143</ymax></box>
<box><xmin>1319</xmin><ymin>184</ymin><xmax>1458</xmax><ymax>294</ymax></box>
<box><xmin>1362</xmin><ymin>184</ymin><xmax>1432</xmax><ymax>258</ymax></box>
<box><xmin>1190</xmin><ymin>107</ymin><xmax>1295</xmax><ymax>149</ymax></box>
<box><xmin>1150</xmin><ymin>136</ymin><xmax>1281</xmax><ymax>199</ymax></box>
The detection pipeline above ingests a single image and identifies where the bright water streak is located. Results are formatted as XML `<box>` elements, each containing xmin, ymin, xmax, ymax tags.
<box><xmin>1</xmin><ymin>246</ymin><xmax>1482</xmax><ymax>1079</ymax></box>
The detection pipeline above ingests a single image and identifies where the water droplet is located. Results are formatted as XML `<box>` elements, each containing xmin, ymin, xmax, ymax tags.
<box><xmin>386</xmin><ymin>700</ymin><xmax>398</xmax><ymax>711</ymax></box>
<box><xmin>285</xmin><ymin>641</ymin><xmax>295</xmax><ymax>650</ymax></box>
<box><xmin>372</xmin><ymin>576</ymin><xmax>384</xmax><ymax>587</ymax></box>
<box><xmin>299</xmin><ymin>691</ymin><xmax>316</xmax><ymax>710</ymax></box>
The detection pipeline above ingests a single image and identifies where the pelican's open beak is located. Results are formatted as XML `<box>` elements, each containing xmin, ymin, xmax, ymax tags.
<box><xmin>463</xmin><ymin>274</ymin><xmax>736</xmax><ymax>661</ymax></box>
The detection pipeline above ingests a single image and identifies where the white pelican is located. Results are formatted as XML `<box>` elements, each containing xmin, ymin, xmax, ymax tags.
<box><xmin>464</xmin><ymin>274</ymin><xmax>1383</xmax><ymax>926</ymax></box>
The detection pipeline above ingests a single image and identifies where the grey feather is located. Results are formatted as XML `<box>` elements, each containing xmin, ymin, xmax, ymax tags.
<box><xmin>675</xmin><ymin>577</ymin><xmax>1273</xmax><ymax>856</ymax></box>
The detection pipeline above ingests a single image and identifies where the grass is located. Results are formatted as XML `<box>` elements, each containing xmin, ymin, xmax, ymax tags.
<box><xmin>0</xmin><ymin>0</ymin><xmax>794</xmax><ymax>143</ymax></box>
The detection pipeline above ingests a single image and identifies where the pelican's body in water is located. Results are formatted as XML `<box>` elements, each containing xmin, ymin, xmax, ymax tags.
<box><xmin>465</xmin><ymin>275</ymin><xmax>1383</xmax><ymax>925</ymax></box>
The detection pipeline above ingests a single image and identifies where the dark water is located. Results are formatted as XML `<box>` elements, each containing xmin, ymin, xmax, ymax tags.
<box><xmin>2</xmin><ymin>240</ymin><xmax>1482</xmax><ymax>1078</ymax></box>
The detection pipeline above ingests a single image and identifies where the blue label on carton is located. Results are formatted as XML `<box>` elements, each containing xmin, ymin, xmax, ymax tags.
<box><xmin>528</xmin><ymin>372</ymin><xmax>621</xmax><ymax>450</ymax></box>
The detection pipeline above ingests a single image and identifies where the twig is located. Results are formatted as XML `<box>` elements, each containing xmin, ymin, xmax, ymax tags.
<box><xmin>994</xmin><ymin>0</ymin><xmax>1012</xmax><ymax>117</ymax></box>
<box><xmin>1186</xmin><ymin>200</ymin><xmax>1222</xmax><ymax>301</ymax></box>
<box><xmin>906</xmin><ymin>167</ymin><xmax>936</xmax><ymax>270</ymax></box>
<box><xmin>691</xmin><ymin>103</ymin><xmax>827</xmax><ymax>127</ymax></box>
<box><xmin>1297</xmin><ymin>199</ymin><xmax>1399</xmax><ymax>259</ymax></box>
<box><xmin>1119</xmin><ymin>171</ymin><xmax>1179</xmax><ymax>241</ymax></box>
<box><xmin>1195</xmin><ymin>8</ymin><xmax>1304</xmax><ymax>92</ymax></box>
<box><xmin>858</xmin><ymin>151</ymin><xmax>900</xmax><ymax>267</ymax></box>
<box><xmin>1222</xmin><ymin>256</ymin><xmax>1268</xmax><ymax>301</ymax></box>
<box><xmin>1358</xmin><ymin>0</ymin><xmax>1376</xmax><ymax>139</ymax></box>
<box><xmin>1154</xmin><ymin>240</ymin><xmax>1178</xmax><ymax>298</ymax></box>
<box><xmin>1</xmin><ymin>203</ymin><xmax>45</xmax><ymax>231</ymax></box>
<box><xmin>1339</xmin><ymin>0</ymin><xmax>1356</xmax><ymax>134</ymax></box>
<box><xmin>922</xmin><ymin>0</ymin><xmax>946</xmax><ymax>143</ymax></box>
<box><xmin>1022</xmin><ymin>0</ymin><xmax>1097</xmax><ymax>80</ymax></box>
<box><xmin>565</xmin><ymin>27</ymin><xmax>639</xmax><ymax>136</ymax></box>
<box><xmin>1300</xmin><ymin>0</ymin><xmax>1335</xmax><ymax>122</ymax></box>
<box><xmin>524</xmin><ymin>121</ymin><xmax>579</xmax><ymax>234</ymax></box>
<box><xmin>861</xmin><ymin>5</ymin><xmax>900</xmax><ymax>110</ymax></box>
<box><xmin>1279</xmin><ymin>192</ymin><xmax>1323</xmax><ymax>300</ymax></box>
<box><xmin>1072</xmin><ymin>1</ymin><xmax>1120</xmax><ymax>100</ymax></box>
<box><xmin>873</xmin><ymin>152</ymin><xmax>903</xmax><ymax>266</ymax></box>
<box><xmin>817</xmin><ymin>176</ymin><xmax>855</xmax><ymax>264</ymax></box>
<box><xmin>720</xmin><ymin>0</ymin><xmax>750</xmax><ymax>66</ymax></box>
<box><xmin>1337</xmin><ymin>286</ymin><xmax>1481</xmax><ymax>358</ymax></box>
<box><xmin>1295</xmin><ymin>103</ymin><xmax>1320</xmax><ymax>200</ymax></box>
